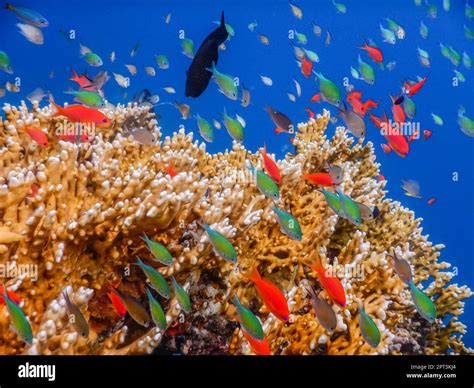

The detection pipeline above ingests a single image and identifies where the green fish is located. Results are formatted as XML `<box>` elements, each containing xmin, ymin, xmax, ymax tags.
<box><xmin>385</xmin><ymin>18</ymin><xmax>405</xmax><ymax>37</ymax></box>
<box><xmin>419</xmin><ymin>20</ymin><xmax>429</xmax><ymax>39</ymax></box>
<box><xmin>315</xmin><ymin>72</ymin><xmax>342</xmax><ymax>107</ymax></box>
<box><xmin>409</xmin><ymin>281</ymin><xmax>436</xmax><ymax>322</ymax></box>
<box><xmin>171</xmin><ymin>276</ymin><xmax>192</xmax><ymax>313</ymax></box>
<box><xmin>380</xmin><ymin>24</ymin><xmax>396</xmax><ymax>44</ymax></box>
<box><xmin>448</xmin><ymin>46</ymin><xmax>461</xmax><ymax>66</ymax></box>
<box><xmin>358</xmin><ymin>55</ymin><xmax>375</xmax><ymax>84</ymax></box>
<box><xmin>181</xmin><ymin>38</ymin><xmax>194</xmax><ymax>59</ymax></box>
<box><xmin>458</xmin><ymin>106</ymin><xmax>474</xmax><ymax>137</ymax></box>
<box><xmin>427</xmin><ymin>3</ymin><xmax>438</xmax><ymax>18</ymax></box>
<box><xmin>403</xmin><ymin>95</ymin><xmax>416</xmax><ymax>119</ymax></box>
<box><xmin>83</xmin><ymin>52</ymin><xmax>103</xmax><ymax>67</ymax></box>
<box><xmin>332</xmin><ymin>0</ymin><xmax>347</xmax><ymax>13</ymax></box>
<box><xmin>130</xmin><ymin>41</ymin><xmax>140</xmax><ymax>57</ymax></box>
<box><xmin>414</xmin><ymin>0</ymin><xmax>422</xmax><ymax>5</ymax></box>
<box><xmin>195</xmin><ymin>114</ymin><xmax>214</xmax><ymax>142</ymax></box>
<box><xmin>350</xmin><ymin>66</ymin><xmax>360</xmax><ymax>80</ymax></box>
<box><xmin>63</xmin><ymin>290</ymin><xmax>89</xmax><ymax>338</ymax></box>
<box><xmin>319</xmin><ymin>188</ymin><xmax>346</xmax><ymax>218</ymax></box>
<box><xmin>146</xmin><ymin>288</ymin><xmax>167</xmax><ymax>330</ymax></box>
<box><xmin>466</xmin><ymin>1</ymin><xmax>474</xmax><ymax>19</ymax></box>
<box><xmin>247</xmin><ymin>161</ymin><xmax>279</xmax><ymax>200</ymax></box>
<box><xmin>464</xmin><ymin>25</ymin><xmax>474</xmax><ymax>40</ymax></box>
<box><xmin>232</xmin><ymin>294</ymin><xmax>264</xmax><ymax>340</ymax></box>
<box><xmin>337</xmin><ymin>189</ymin><xmax>362</xmax><ymax>226</ymax></box>
<box><xmin>454</xmin><ymin>69</ymin><xmax>465</xmax><ymax>83</ymax></box>
<box><xmin>223</xmin><ymin>108</ymin><xmax>244</xmax><ymax>142</ymax></box>
<box><xmin>417</xmin><ymin>48</ymin><xmax>430</xmax><ymax>68</ymax></box>
<box><xmin>136</xmin><ymin>257</ymin><xmax>170</xmax><ymax>298</ymax></box>
<box><xmin>303</xmin><ymin>48</ymin><xmax>319</xmax><ymax>63</ymax></box>
<box><xmin>431</xmin><ymin>113</ymin><xmax>444</xmax><ymax>126</ymax></box>
<box><xmin>294</xmin><ymin>30</ymin><xmax>308</xmax><ymax>45</ymax></box>
<box><xmin>207</xmin><ymin>62</ymin><xmax>238</xmax><ymax>100</ymax></box>
<box><xmin>2</xmin><ymin>285</ymin><xmax>33</xmax><ymax>344</ymax></box>
<box><xmin>0</xmin><ymin>51</ymin><xmax>13</xmax><ymax>74</ymax></box>
<box><xmin>439</xmin><ymin>43</ymin><xmax>450</xmax><ymax>59</ymax></box>
<box><xmin>141</xmin><ymin>235</ymin><xmax>174</xmax><ymax>266</ymax></box>
<box><xmin>200</xmin><ymin>221</ymin><xmax>238</xmax><ymax>263</ymax></box>
<box><xmin>443</xmin><ymin>0</ymin><xmax>450</xmax><ymax>12</ymax></box>
<box><xmin>213</xmin><ymin>21</ymin><xmax>235</xmax><ymax>38</ymax></box>
<box><xmin>270</xmin><ymin>205</ymin><xmax>302</xmax><ymax>241</ymax></box>
<box><xmin>65</xmin><ymin>90</ymin><xmax>104</xmax><ymax>108</ymax></box>
<box><xmin>463</xmin><ymin>52</ymin><xmax>472</xmax><ymax>69</ymax></box>
<box><xmin>358</xmin><ymin>306</ymin><xmax>381</xmax><ymax>348</ymax></box>
<box><xmin>155</xmin><ymin>54</ymin><xmax>169</xmax><ymax>69</ymax></box>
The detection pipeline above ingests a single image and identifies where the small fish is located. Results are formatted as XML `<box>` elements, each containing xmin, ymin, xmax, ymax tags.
<box><xmin>357</xmin><ymin>55</ymin><xmax>375</xmax><ymax>84</ymax></box>
<box><xmin>25</xmin><ymin>126</ymin><xmax>48</xmax><ymax>147</ymax></box>
<box><xmin>388</xmin><ymin>251</ymin><xmax>413</xmax><ymax>284</ymax></box>
<box><xmin>380</xmin><ymin>143</ymin><xmax>391</xmax><ymax>154</ymax></box>
<box><xmin>63</xmin><ymin>289</ymin><xmax>89</xmax><ymax>338</ymax></box>
<box><xmin>0</xmin><ymin>51</ymin><xmax>13</xmax><ymax>74</ymax></box>
<box><xmin>130</xmin><ymin>42</ymin><xmax>140</xmax><ymax>57</ymax></box>
<box><xmin>155</xmin><ymin>54</ymin><xmax>169</xmax><ymax>69</ymax></box>
<box><xmin>130</xmin><ymin>128</ymin><xmax>155</xmax><ymax>145</ymax></box>
<box><xmin>163</xmin><ymin>159</ymin><xmax>178</xmax><ymax>177</ymax></box>
<box><xmin>447</xmin><ymin>46</ymin><xmax>461</xmax><ymax>66</ymax></box>
<box><xmin>327</xmin><ymin>163</ymin><xmax>344</xmax><ymax>184</ymax></box>
<box><xmin>419</xmin><ymin>20</ymin><xmax>429</xmax><ymax>39</ymax></box>
<box><xmin>463</xmin><ymin>52</ymin><xmax>472</xmax><ymax>69</ymax></box>
<box><xmin>247</xmin><ymin>160</ymin><xmax>280</xmax><ymax>200</ymax></box>
<box><xmin>287</xmin><ymin>93</ymin><xmax>296</xmax><ymax>102</ymax></box>
<box><xmin>162</xmin><ymin>86</ymin><xmax>176</xmax><ymax>94</ymax></box>
<box><xmin>401</xmin><ymin>179</ymin><xmax>422</xmax><ymax>198</ymax></box>
<box><xmin>294</xmin><ymin>79</ymin><xmax>302</xmax><ymax>97</ymax></box>
<box><xmin>107</xmin><ymin>289</ymin><xmax>126</xmax><ymax>318</ymax></box>
<box><xmin>359</xmin><ymin>41</ymin><xmax>383</xmax><ymax>64</ymax></box>
<box><xmin>404</xmin><ymin>75</ymin><xmax>428</xmax><ymax>96</ymax></box>
<box><xmin>5</xmin><ymin>81</ymin><xmax>20</xmax><ymax>93</ymax></box>
<box><xmin>305</xmin><ymin>106</ymin><xmax>315</xmax><ymax>119</ymax></box>
<box><xmin>338</xmin><ymin>102</ymin><xmax>366</xmax><ymax>138</ymax></box>
<box><xmin>417</xmin><ymin>47</ymin><xmax>430</xmax><ymax>68</ymax></box>
<box><xmin>206</xmin><ymin>62</ymin><xmax>238</xmax><ymax>100</ymax></box>
<box><xmin>315</xmin><ymin>72</ymin><xmax>342</xmax><ymax>107</ymax></box>
<box><xmin>257</xmin><ymin>33</ymin><xmax>270</xmax><ymax>45</ymax></box>
<box><xmin>136</xmin><ymin>257</ymin><xmax>170</xmax><ymax>298</ymax></box>
<box><xmin>242</xmin><ymin>330</ymin><xmax>271</xmax><ymax>355</ymax></box>
<box><xmin>454</xmin><ymin>69</ymin><xmax>465</xmax><ymax>83</ymax></box>
<box><xmin>181</xmin><ymin>38</ymin><xmax>194</xmax><ymax>58</ymax></box>
<box><xmin>439</xmin><ymin>42</ymin><xmax>450</xmax><ymax>59</ymax></box>
<box><xmin>403</xmin><ymin>96</ymin><xmax>416</xmax><ymax>119</ymax></box>
<box><xmin>350</xmin><ymin>66</ymin><xmax>360</xmax><ymax>80</ymax></box>
<box><xmin>358</xmin><ymin>306</ymin><xmax>381</xmax><ymax>348</ymax></box>
<box><xmin>5</xmin><ymin>3</ymin><xmax>49</xmax><ymax>27</ymax></box>
<box><xmin>308</xmin><ymin>256</ymin><xmax>346</xmax><ymax>307</ymax></box>
<box><xmin>319</xmin><ymin>188</ymin><xmax>346</xmax><ymax>218</ymax></box>
<box><xmin>465</xmin><ymin>25</ymin><xmax>474</xmax><ymax>40</ymax></box>
<box><xmin>50</xmin><ymin>101</ymin><xmax>110</xmax><ymax>126</ymax></box>
<box><xmin>241</xmin><ymin>83</ymin><xmax>251</xmax><ymax>107</ymax></box>
<box><xmin>303</xmin><ymin>172</ymin><xmax>335</xmax><ymax>187</ymax></box>
<box><xmin>125</xmin><ymin>64</ymin><xmax>137</xmax><ymax>76</ymax></box>
<box><xmin>466</xmin><ymin>1</ymin><xmax>474</xmax><ymax>19</ymax></box>
<box><xmin>248</xmin><ymin>21</ymin><xmax>258</xmax><ymax>32</ymax></box>
<box><xmin>232</xmin><ymin>294</ymin><xmax>264</xmax><ymax>340</ymax></box>
<box><xmin>27</xmin><ymin>87</ymin><xmax>48</xmax><ymax>104</ymax></box>
<box><xmin>65</xmin><ymin>89</ymin><xmax>104</xmax><ymax>108</ymax></box>
<box><xmin>146</xmin><ymin>288</ymin><xmax>167</xmax><ymax>330</ymax></box>
<box><xmin>443</xmin><ymin>0</ymin><xmax>450</xmax><ymax>11</ymax></box>
<box><xmin>83</xmin><ymin>52</ymin><xmax>103</xmax><ymax>67</ymax></box>
<box><xmin>260</xmin><ymin>75</ymin><xmax>273</xmax><ymax>86</ymax></box>
<box><xmin>16</xmin><ymin>23</ymin><xmax>43</xmax><ymax>45</ymax></box>
<box><xmin>171</xmin><ymin>276</ymin><xmax>192</xmax><ymax>314</ymax></box>
<box><xmin>385</xmin><ymin>17</ymin><xmax>405</xmax><ymax>38</ymax></box>
<box><xmin>386</xmin><ymin>61</ymin><xmax>397</xmax><ymax>71</ymax></box>
<box><xmin>380</xmin><ymin>24</ymin><xmax>396</xmax><ymax>44</ymax></box>
<box><xmin>0</xmin><ymin>285</ymin><xmax>21</xmax><ymax>306</ymax></box>
<box><xmin>261</xmin><ymin>144</ymin><xmax>282</xmax><ymax>184</ymax></box>
<box><xmin>325</xmin><ymin>31</ymin><xmax>331</xmax><ymax>46</ymax></box>
<box><xmin>199</xmin><ymin>221</ymin><xmax>238</xmax><ymax>263</ymax></box>
<box><xmin>223</xmin><ymin>107</ymin><xmax>244</xmax><ymax>142</ymax></box>
<box><xmin>195</xmin><ymin>114</ymin><xmax>214</xmax><ymax>142</ymax></box>
<box><xmin>306</xmin><ymin>286</ymin><xmax>337</xmax><ymax>332</ymax></box>
<box><xmin>271</xmin><ymin>205</ymin><xmax>302</xmax><ymax>241</ymax></box>
<box><xmin>303</xmin><ymin>48</ymin><xmax>319</xmax><ymax>63</ymax></box>
<box><xmin>423</xmin><ymin>129</ymin><xmax>433</xmax><ymax>140</ymax></box>
<box><xmin>431</xmin><ymin>113</ymin><xmax>443</xmax><ymax>126</ymax></box>
<box><xmin>112</xmin><ymin>288</ymin><xmax>150</xmax><ymax>327</ymax></box>
<box><xmin>332</xmin><ymin>0</ymin><xmax>347</xmax><ymax>13</ymax></box>
<box><xmin>144</xmin><ymin>66</ymin><xmax>156</xmax><ymax>76</ymax></box>
<box><xmin>265</xmin><ymin>106</ymin><xmax>294</xmax><ymax>134</ymax></box>
<box><xmin>312</xmin><ymin>22</ymin><xmax>322</xmax><ymax>37</ymax></box>
<box><xmin>289</xmin><ymin>1</ymin><xmax>303</xmax><ymax>19</ymax></box>
<box><xmin>409</xmin><ymin>281</ymin><xmax>436</xmax><ymax>322</ymax></box>
<box><xmin>337</xmin><ymin>188</ymin><xmax>362</xmax><ymax>226</ymax></box>
<box><xmin>174</xmin><ymin>101</ymin><xmax>190</xmax><ymax>120</ymax></box>
<box><xmin>458</xmin><ymin>106</ymin><xmax>474</xmax><ymax>137</ymax></box>
<box><xmin>427</xmin><ymin>197</ymin><xmax>437</xmax><ymax>205</ymax></box>
<box><xmin>165</xmin><ymin>12</ymin><xmax>171</xmax><ymax>24</ymax></box>
<box><xmin>110</xmin><ymin>51</ymin><xmax>116</xmax><ymax>62</ymax></box>
<box><xmin>427</xmin><ymin>2</ymin><xmax>438</xmax><ymax>18</ymax></box>
<box><xmin>2</xmin><ymin>285</ymin><xmax>33</xmax><ymax>344</ymax></box>
<box><xmin>299</xmin><ymin>55</ymin><xmax>313</xmax><ymax>78</ymax></box>
<box><xmin>294</xmin><ymin>30</ymin><xmax>307</xmax><ymax>45</ymax></box>
<box><xmin>141</xmin><ymin>235</ymin><xmax>174</xmax><ymax>266</ymax></box>
<box><xmin>244</xmin><ymin>266</ymin><xmax>290</xmax><ymax>321</ymax></box>
<box><xmin>213</xmin><ymin>119</ymin><xmax>222</xmax><ymax>129</ymax></box>
<box><xmin>212</xmin><ymin>20</ymin><xmax>235</xmax><ymax>38</ymax></box>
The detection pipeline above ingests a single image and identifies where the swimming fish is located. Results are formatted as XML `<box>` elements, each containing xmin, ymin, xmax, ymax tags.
<box><xmin>195</xmin><ymin>114</ymin><xmax>214</xmax><ymax>142</ymax></box>
<box><xmin>463</xmin><ymin>52</ymin><xmax>472</xmax><ymax>69</ymax></box>
<box><xmin>171</xmin><ymin>276</ymin><xmax>192</xmax><ymax>314</ymax></box>
<box><xmin>261</xmin><ymin>144</ymin><xmax>282</xmax><ymax>184</ymax></box>
<box><xmin>388</xmin><ymin>251</ymin><xmax>412</xmax><ymax>284</ymax></box>
<box><xmin>130</xmin><ymin>42</ymin><xmax>139</xmax><ymax>57</ymax></box>
<box><xmin>318</xmin><ymin>188</ymin><xmax>346</xmax><ymax>218</ymax></box>
<box><xmin>241</xmin><ymin>83</ymin><xmax>251</xmax><ymax>107</ymax></box>
<box><xmin>390</xmin><ymin>94</ymin><xmax>406</xmax><ymax>124</ymax></box>
<box><xmin>185</xmin><ymin>11</ymin><xmax>229</xmax><ymax>98</ymax></box>
<box><xmin>336</xmin><ymin>188</ymin><xmax>362</xmax><ymax>226</ymax></box>
<box><xmin>144</xmin><ymin>66</ymin><xmax>156</xmax><ymax>76</ymax></box>
<box><xmin>357</xmin><ymin>55</ymin><xmax>375</xmax><ymax>84</ymax></box>
<box><xmin>63</xmin><ymin>289</ymin><xmax>89</xmax><ymax>338</ymax></box>
<box><xmin>289</xmin><ymin>1</ymin><xmax>303</xmax><ymax>19</ymax></box>
<box><xmin>244</xmin><ymin>266</ymin><xmax>290</xmax><ymax>321</ymax></box>
<box><xmin>50</xmin><ymin>101</ymin><xmax>109</xmax><ymax>127</ymax></box>
<box><xmin>443</xmin><ymin>0</ymin><xmax>450</xmax><ymax>11</ymax></box>
<box><xmin>293</xmin><ymin>78</ymin><xmax>302</xmax><ymax>97</ymax></box>
<box><xmin>213</xmin><ymin>118</ymin><xmax>222</xmax><ymax>129</ymax></box>
<box><xmin>403</xmin><ymin>95</ymin><xmax>416</xmax><ymax>119</ymax></box>
<box><xmin>145</xmin><ymin>288</ymin><xmax>167</xmax><ymax>330</ymax></box>
<box><xmin>380</xmin><ymin>24</ymin><xmax>396</xmax><ymax>44</ymax></box>
<box><xmin>223</xmin><ymin>107</ymin><xmax>244</xmax><ymax>141</ymax></box>
<box><xmin>110</xmin><ymin>51</ymin><xmax>116</xmax><ymax>62</ymax></box>
<box><xmin>427</xmin><ymin>197</ymin><xmax>437</xmax><ymax>205</ymax></box>
<box><xmin>294</xmin><ymin>30</ymin><xmax>307</xmax><ymax>45</ymax></box>
<box><xmin>385</xmin><ymin>17</ymin><xmax>405</xmax><ymax>38</ymax></box>
<box><xmin>312</xmin><ymin>21</ymin><xmax>322</xmax><ymax>37</ymax></box>
<box><xmin>431</xmin><ymin>113</ymin><xmax>443</xmax><ymax>126</ymax></box>
<box><xmin>458</xmin><ymin>106</ymin><xmax>474</xmax><ymax>137</ymax></box>
<box><xmin>257</xmin><ymin>33</ymin><xmax>270</xmax><ymax>45</ymax></box>
<box><xmin>401</xmin><ymin>179</ymin><xmax>422</xmax><ymax>198</ymax></box>
<box><xmin>125</xmin><ymin>64</ymin><xmax>137</xmax><ymax>76</ymax></box>
<box><xmin>465</xmin><ymin>24</ymin><xmax>474</xmax><ymax>40</ymax></box>
<box><xmin>270</xmin><ymin>205</ymin><xmax>302</xmax><ymax>241</ymax></box>
<box><xmin>338</xmin><ymin>102</ymin><xmax>366</xmax><ymax>138</ymax></box>
<box><xmin>427</xmin><ymin>2</ymin><xmax>438</xmax><ymax>18</ymax></box>
<box><xmin>111</xmin><ymin>288</ymin><xmax>150</xmax><ymax>327</ymax></box>
<box><xmin>303</xmin><ymin>48</ymin><xmax>319</xmax><ymax>63</ymax></box>
<box><xmin>0</xmin><ymin>285</ymin><xmax>21</xmax><ymax>306</ymax></box>
<box><xmin>314</xmin><ymin>72</ymin><xmax>342</xmax><ymax>107</ymax></box>
<box><xmin>386</xmin><ymin>61</ymin><xmax>397</xmax><ymax>71</ymax></box>
<box><xmin>2</xmin><ymin>285</ymin><xmax>33</xmax><ymax>344</ymax></box>
<box><xmin>0</xmin><ymin>51</ymin><xmax>13</xmax><ymax>74</ymax></box>
<box><xmin>417</xmin><ymin>47</ymin><xmax>430</xmax><ymax>68</ymax></box>
<box><xmin>447</xmin><ymin>46</ymin><xmax>461</xmax><ymax>66</ymax></box>
<box><xmin>235</xmin><ymin>112</ymin><xmax>246</xmax><ymax>128</ymax></box>
<box><xmin>404</xmin><ymin>75</ymin><xmax>428</xmax><ymax>96</ymax></box>
<box><xmin>359</xmin><ymin>41</ymin><xmax>383</xmax><ymax>65</ymax></box>
<box><xmin>141</xmin><ymin>235</ymin><xmax>174</xmax><ymax>266</ymax></box>
<box><xmin>155</xmin><ymin>54</ymin><xmax>169</xmax><ymax>69</ymax></box>
<box><xmin>162</xmin><ymin>87</ymin><xmax>176</xmax><ymax>94</ymax></box>
<box><xmin>466</xmin><ymin>1</ymin><xmax>474</xmax><ymax>19</ymax></box>
<box><xmin>64</xmin><ymin>89</ymin><xmax>105</xmax><ymax>108</ymax></box>
<box><xmin>332</xmin><ymin>0</ymin><xmax>347</xmax><ymax>13</ymax></box>
<box><xmin>306</xmin><ymin>286</ymin><xmax>337</xmax><ymax>332</ymax></box>
<box><xmin>27</xmin><ymin>87</ymin><xmax>49</xmax><ymax>104</ymax></box>
<box><xmin>247</xmin><ymin>161</ymin><xmax>280</xmax><ymax>200</ymax></box>
<box><xmin>16</xmin><ymin>23</ymin><xmax>43</xmax><ymax>44</ymax></box>
<box><xmin>136</xmin><ymin>257</ymin><xmax>170</xmax><ymax>298</ymax></box>
<box><xmin>232</xmin><ymin>294</ymin><xmax>264</xmax><ymax>340</ymax></box>
<box><xmin>241</xmin><ymin>329</ymin><xmax>271</xmax><ymax>355</ymax></box>
<box><xmin>83</xmin><ymin>52</ymin><xmax>103</xmax><ymax>67</ymax></box>
<box><xmin>423</xmin><ymin>129</ymin><xmax>433</xmax><ymax>140</ymax></box>
<box><xmin>325</xmin><ymin>31</ymin><xmax>331</xmax><ymax>46</ymax></box>
<box><xmin>174</xmin><ymin>101</ymin><xmax>190</xmax><ymax>119</ymax></box>
<box><xmin>199</xmin><ymin>221</ymin><xmax>238</xmax><ymax>263</ymax></box>
<box><xmin>419</xmin><ymin>20</ymin><xmax>429</xmax><ymax>39</ymax></box>
<box><xmin>288</xmin><ymin>93</ymin><xmax>296</xmax><ymax>102</ymax></box>
<box><xmin>308</xmin><ymin>256</ymin><xmax>346</xmax><ymax>307</ymax></box>
<box><xmin>25</xmin><ymin>126</ymin><xmax>48</xmax><ymax>147</ymax></box>
<box><xmin>181</xmin><ymin>37</ymin><xmax>194</xmax><ymax>59</ymax></box>
<box><xmin>265</xmin><ymin>106</ymin><xmax>294</xmax><ymax>134</ymax></box>
<box><xmin>358</xmin><ymin>306</ymin><xmax>381</xmax><ymax>348</ymax></box>
<box><xmin>206</xmin><ymin>62</ymin><xmax>238</xmax><ymax>100</ymax></box>
<box><xmin>5</xmin><ymin>3</ymin><xmax>49</xmax><ymax>27</ymax></box>
<box><xmin>248</xmin><ymin>21</ymin><xmax>258</xmax><ymax>32</ymax></box>
<box><xmin>453</xmin><ymin>69</ymin><xmax>465</xmax><ymax>83</ymax></box>
<box><xmin>260</xmin><ymin>75</ymin><xmax>273</xmax><ymax>86</ymax></box>
<box><xmin>82</xmin><ymin>71</ymin><xmax>110</xmax><ymax>92</ymax></box>
<box><xmin>107</xmin><ymin>289</ymin><xmax>126</xmax><ymax>318</ymax></box>
<box><xmin>113</xmin><ymin>72</ymin><xmax>129</xmax><ymax>88</ymax></box>
<box><xmin>409</xmin><ymin>281</ymin><xmax>436</xmax><ymax>322</ymax></box>
<box><xmin>299</xmin><ymin>55</ymin><xmax>313</xmax><ymax>78</ymax></box>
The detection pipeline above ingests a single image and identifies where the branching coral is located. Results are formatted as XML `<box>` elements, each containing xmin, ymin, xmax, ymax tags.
<box><xmin>0</xmin><ymin>101</ymin><xmax>471</xmax><ymax>355</ymax></box>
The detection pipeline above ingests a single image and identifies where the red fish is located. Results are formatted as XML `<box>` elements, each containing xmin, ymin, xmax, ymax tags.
<box><xmin>427</xmin><ymin>197</ymin><xmax>436</xmax><ymax>205</ymax></box>
<box><xmin>69</xmin><ymin>68</ymin><xmax>93</xmax><ymax>89</ymax></box>
<box><xmin>408</xmin><ymin>130</ymin><xmax>420</xmax><ymax>142</ymax></box>
<box><xmin>164</xmin><ymin>159</ymin><xmax>178</xmax><ymax>178</ymax></box>
<box><xmin>303</xmin><ymin>172</ymin><xmax>335</xmax><ymax>187</ymax></box>
<box><xmin>261</xmin><ymin>144</ymin><xmax>282</xmax><ymax>185</ymax></box>
<box><xmin>50</xmin><ymin>101</ymin><xmax>109</xmax><ymax>127</ymax></box>
<box><xmin>242</xmin><ymin>329</ymin><xmax>271</xmax><ymax>355</ymax></box>
<box><xmin>380</xmin><ymin>143</ymin><xmax>392</xmax><ymax>154</ymax></box>
<box><xmin>404</xmin><ymin>75</ymin><xmax>428</xmax><ymax>97</ymax></box>
<box><xmin>305</xmin><ymin>107</ymin><xmax>315</xmax><ymax>119</ymax></box>
<box><xmin>0</xmin><ymin>285</ymin><xmax>21</xmax><ymax>306</ymax></box>
<box><xmin>310</xmin><ymin>93</ymin><xmax>321</xmax><ymax>103</ymax></box>
<box><xmin>347</xmin><ymin>91</ymin><xmax>378</xmax><ymax>117</ymax></box>
<box><xmin>364</xmin><ymin>99</ymin><xmax>378</xmax><ymax>110</ymax></box>
<box><xmin>376</xmin><ymin>174</ymin><xmax>386</xmax><ymax>182</ymax></box>
<box><xmin>387</xmin><ymin>130</ymin><xmax>409</xmax><ymax>158</ymax></box>
<box><xmin>26</xmin><ymin>183</ymin><xmax>39</xmax><ymax>199</ymax></box>
<box><xmin>107</xmin><ymin>290</ymin><xmax>126</xmax><ymax>318</ymax></box>
<box><xmin>308</xmin><ymin>257</ymin><xmax>346</xmax><ymax>307</ymax></box>
<box><xmin>390</xmin><ymin>95</ymin><xmax>406</xmax><ymax>124</ymax></box>
<box><xmin>244</xmin><ymin>266</ymin><xmax>289</xmax><ymax>321</ymax></box>
<box><xmin>25</xmin><ymin>126</ymin><xmax>48</xmax><ymax>147</ymax></box>
<box><xmin>359</xmin><ymin>42</ymin><xmax>383</xmax><ymax>64</ymax></box>
<box><xmin>300</xmin><ymin>55</ymin><xmax>313</xmax><ymax>78</ymax></box>
<box><xmin>423</xmin><ymin>130</ymin><xmax>432</xmax><ymax>140</ymax></box>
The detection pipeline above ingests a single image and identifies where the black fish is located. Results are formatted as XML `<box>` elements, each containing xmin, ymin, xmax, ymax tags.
<box><xmin>185</xmin><ymin>11</ymin><xmax>229</xmax><ymax>98</ymax></box>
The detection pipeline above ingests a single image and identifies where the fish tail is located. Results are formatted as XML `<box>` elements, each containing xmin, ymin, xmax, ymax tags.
<box><xmin>69</xmin><ymin>67</ymin><xmax>79</xmax><ymax>81</ymax></box>
<box><xmin>305</xmin><ymin>284</ymin><xmax>317</xmax><ymax>299</ymax></box>
<box><xmin>231</xmin><ymin>294</ymin><xmax>241</xmax><ymax>307</ymax></box>
<box><xmin>244</xmin><ymin>266</ymin><xmax>262</xmax><ymax>283</ymax></box>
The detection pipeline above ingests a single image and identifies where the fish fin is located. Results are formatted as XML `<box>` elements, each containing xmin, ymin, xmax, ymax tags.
<box><xmin>220</xmin><ymin>11</ymin><xmax>225</xmax><ymax>27</ymax></box>
<box><xmin>274</xmin><ymin>127</ymin><xmax>282</xmax><ymax>134</ymax></box>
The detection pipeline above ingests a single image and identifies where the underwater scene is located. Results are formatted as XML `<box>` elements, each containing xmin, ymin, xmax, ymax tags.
<box><xmin>0</xmin><ymin>0</ymin><xmax>473</xmax><ymax>358</ymax></box>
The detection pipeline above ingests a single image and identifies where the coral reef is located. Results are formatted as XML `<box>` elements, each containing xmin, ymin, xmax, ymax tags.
<box><xmin>0</xmin><ymin>101</ymin><xmax>471</xmax><ymax>355</ymax></box>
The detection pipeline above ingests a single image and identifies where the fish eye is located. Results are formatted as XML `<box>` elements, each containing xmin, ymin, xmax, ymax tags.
<box><xmin>102</xmin><ymin>118</ymin><xmax>107</xmax><ymax>123</ymax></box>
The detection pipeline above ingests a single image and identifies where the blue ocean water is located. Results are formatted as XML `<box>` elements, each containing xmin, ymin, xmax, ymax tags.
<box><xmin>0</xmin><ymin>0</ymin><xmax>472</xmax><ymax>348</ymax></box>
